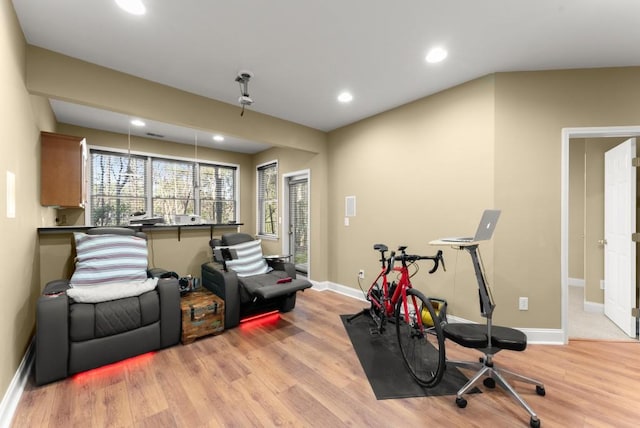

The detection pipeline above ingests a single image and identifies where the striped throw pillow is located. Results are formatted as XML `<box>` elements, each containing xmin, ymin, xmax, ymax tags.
<box><xmin>70</xmin><ymin>233</ymin><xmax>148</xmax><ymax>286</ymax></box>
<box><xmin>222</xmin><ymin>239</ymin><xmax>270</xmax><ymax>277</ymax></box>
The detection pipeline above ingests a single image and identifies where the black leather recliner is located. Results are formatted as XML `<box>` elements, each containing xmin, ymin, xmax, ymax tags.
<box><xmin>201</xmin><ymin>233</ymin><xmax>312</xmax><ymax>329</ymax></box>
<box><xmin>35</xmin><ymin>227</ymin><xmax>181</xmax><ymax>385</ymax></box>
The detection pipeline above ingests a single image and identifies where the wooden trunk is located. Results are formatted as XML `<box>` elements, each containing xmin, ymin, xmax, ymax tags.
<box><xmin>180</xmin><ymin>289</ymin><xmax>224</xmax><ymax>344</ymax></box>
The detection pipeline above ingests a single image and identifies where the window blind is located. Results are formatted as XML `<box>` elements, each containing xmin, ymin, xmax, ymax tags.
<box><xmin>258</xmin><ymin>162</ymin><xmax>278</xmax><ymax>236</ymax></box>
<box><xmin>89</xmin><ymin>148</ymin><xmax>238</xmax><ymax>226</ymax></box>
<box><xmin>90</xmin><ymin>150</ymin><xmax>147</xmax><ymax>226</ymax></box>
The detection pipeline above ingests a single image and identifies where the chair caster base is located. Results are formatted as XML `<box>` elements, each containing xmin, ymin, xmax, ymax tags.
<box><xmin>455</xmin><ymin>397</ymin><xmax>467</xmax><ymax>408</ymax></box>
<box><xmin>530</xmin><ymin>417</ymin><xmax>540</xmax><ymax>428</ymax></box>
<box><xmin>483</xmin><ymin>377</ymin><xmax>496</xmax><ymax>388</ymax></box>
<box><xmin>536</xmin><ymin>385</ymin><xmax>546</xmax><ymax>396</ymax></box>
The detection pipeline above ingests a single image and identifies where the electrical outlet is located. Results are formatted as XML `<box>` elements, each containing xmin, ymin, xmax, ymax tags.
<box><xmin>519</xmin><ymin>297</ymin><xmax>528</xmax><ymax>311</ymax></box>
<box><xmin>358</xmin><ymin>269</ymin><xmax>365</xmax><ymax>279</ymax></box>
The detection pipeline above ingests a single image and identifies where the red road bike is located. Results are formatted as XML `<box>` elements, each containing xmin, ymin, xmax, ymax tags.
<box><xmin>349</xmin><ymin>244</ymin><xmax>447</xmax><ymax>387</ymax></box>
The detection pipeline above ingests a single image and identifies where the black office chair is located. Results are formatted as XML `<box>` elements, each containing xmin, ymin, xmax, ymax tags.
<box><xmin>442</xmin><ymin>244</ymin><xmax>545</xmax><ymax>428</ymax></box>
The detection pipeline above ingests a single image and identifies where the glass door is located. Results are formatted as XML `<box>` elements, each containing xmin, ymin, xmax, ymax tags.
<box><xmin>287</xmin><ymin>175</ymin><xmax>309</xmax><ymax>275</ymax></box>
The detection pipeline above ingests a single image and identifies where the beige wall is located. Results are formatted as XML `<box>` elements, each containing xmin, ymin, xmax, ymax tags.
<box><xmin>568</xmin><ymin>139</ymin><xmax>585</xmax><ymax>280</ymax></box>
<box><xmin>328</xmin><ymin>67</ymin><xmax>640</xmax><ymax>328</ymax></box>
<box><xmin>252</xmin><ymin>146</ymin><xmax>329</xmax><ymax>280</ymax></box>
<box><xmin>493</xmin><ymin>68</ymin><xmax>640</xmax><ymax>327</ymax></box>
<box><xmin>328</xmin><ymin>76</ymin><xmax>496</xmax><ymax>322</ymax></box>
<box><xmin>0</xmin><ymin>0</ymin><xmax>56</xmax><ymax>403</ymax></box>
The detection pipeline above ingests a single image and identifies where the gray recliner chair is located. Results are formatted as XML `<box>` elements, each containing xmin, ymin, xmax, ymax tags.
<box><xmin>201</xmin><ymin>233</ymin><xmax>312</xmax><ymax>329</ymax></box>
<box><xmin>35</xmin><ymin>227</ymin><xmax>181</xmax><ymax>385</ymax></box>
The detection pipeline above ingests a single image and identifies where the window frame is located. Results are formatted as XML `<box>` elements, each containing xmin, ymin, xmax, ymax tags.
<box><xmin>256</xmin><ymin>160</ymin><xmax>278</xmax><ymax>239</ymax></box>
<box><xmin>85</xmin><ymin>145</ymin><xmax>240</xmax><ymax>226</ymax></box>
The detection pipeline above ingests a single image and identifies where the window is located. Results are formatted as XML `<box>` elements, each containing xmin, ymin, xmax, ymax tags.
<box><xmin>200</xmin><ymin>164</ymin><xmax>236</xmax><ymax>224</ymax></box>
<box><xmin>90</xmin><ymin>150</ymin><xmax>147</xmax><ymax>226</ymax></box>
<box><xmin>152</xmin><ymin>158</ymin><xmax>195</xmax><ymax>223</ymax></box>
<box><xmin>257</xmin><ymin>161</ymin><xmax>278</xmax><ymax>236</ymax></box>
<box><xmin>89</xmin><ymin>149</ymin><xmax>237</xmax><ymax>226</ymax></box>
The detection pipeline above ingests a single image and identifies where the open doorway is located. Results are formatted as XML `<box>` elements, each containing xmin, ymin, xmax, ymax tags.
<box><xmin>562</xmin><ymin>127</ymin><xmax>640</xmax><ymax>343</ymax></box>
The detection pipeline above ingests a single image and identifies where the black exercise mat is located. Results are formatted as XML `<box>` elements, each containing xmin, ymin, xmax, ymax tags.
<box><xmin>341</xmin><ymin>313</ymin><xmax>478</xmax><ymax>400</ymax></box>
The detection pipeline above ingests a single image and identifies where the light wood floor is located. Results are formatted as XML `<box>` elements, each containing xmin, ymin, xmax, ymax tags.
<box><xmin>12</xmin><ymin>289</ymin><xmax>640</xmax><ymax>427</ymax></box>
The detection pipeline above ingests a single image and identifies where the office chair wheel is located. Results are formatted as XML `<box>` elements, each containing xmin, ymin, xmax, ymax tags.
<box><xmin>483</xmin><ymin>377</ymin><xmax>496</xmax><ymax>388</ymax></box>
<box><xmin>530</xmin><ymin>417</ymin><xmax>540</xmax><ymax>428</ymax></box>
<box><xmin>536</xmin><ymin>385</ymin><xmax>546</xmax><ymax>396</ymax></box>
<box><xmin>455</xmin><ymin>397</ymin><xmax>467</xmax><ymax>408</ymax></box>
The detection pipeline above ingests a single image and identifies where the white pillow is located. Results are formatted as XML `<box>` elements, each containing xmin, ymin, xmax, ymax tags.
<box><xmin>221</xmin><ymin>239</ymin><xmax>270</xmax><ymax>277</ymax></box>
<box><xmin>70</xmin><ymin>232</ymin><xmax>148</xmax><ymax>286</ymax></box>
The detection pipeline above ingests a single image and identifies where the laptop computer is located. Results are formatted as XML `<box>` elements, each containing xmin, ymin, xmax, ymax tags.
<box><xmin>440</xmin><ymin>209</ymin><xmax>501</xmax><ymax>243</ymax></box>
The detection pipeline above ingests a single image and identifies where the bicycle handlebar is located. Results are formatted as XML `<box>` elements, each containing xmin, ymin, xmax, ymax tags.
<box><xmin>393</xmin><ymin>249</ymin><xmax>446</xmax><ymax>273</ymax></box>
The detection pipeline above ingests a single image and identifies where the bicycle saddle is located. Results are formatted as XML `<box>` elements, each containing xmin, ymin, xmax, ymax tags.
<box><xmin>373</xmin><ymin>244</ymin><xmax>388</xmax><ymax>252</ymax></box>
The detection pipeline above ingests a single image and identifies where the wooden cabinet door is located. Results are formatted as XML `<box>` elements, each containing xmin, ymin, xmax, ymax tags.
<box><xmin>41</xmin><ymin>131</ymin><xmax>87</xmax><ymax>208</ymax></box>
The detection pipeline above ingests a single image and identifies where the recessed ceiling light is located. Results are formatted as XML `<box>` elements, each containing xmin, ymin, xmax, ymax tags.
<box><xmin>213</xmin><ymin>135</ymin><xmax>225</xmax><ymax>142</ymax></box>
<box><xmin>337</xmin><ymin>92</ymin><xmax>353</xmax><ymax>103</ymax></box>
<box><xmin>115</xmin><ymin>0</ymin><xmax>146</xmax><ymax>15</ymax></box>
<box><xmin>130</xmin><ymin>119</ymin><xmax>146</xmax><ymax>127</ymax></box>
<box><xmin>425</xmin><ymin>47</ymin><xmax>448</xmax><ymax>64</ymax></box>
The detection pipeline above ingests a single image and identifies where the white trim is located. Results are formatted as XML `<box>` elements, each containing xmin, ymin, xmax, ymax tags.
<box><xmin>568</xmin><ymin>278</ymin><xmax>585</xmax><ymax>287</ymax></box>
<box><xmin>317</xmin><ymin>281</ymin><xmax>368</xmax><ymax>302</ymax></box>
<box><xmin>561</xmin><ymin>126</ymin><xmax>640</xmax><ymax>345</ymax></box>
<box><xmin>313</xmin><ymin>285</ymin><xmax>564</xmax><ymax>344</ymax></box>
<box><xmin>0</xmin><ymin>339</ymin><xmax>34</xmax><ymax>428</ymax></box>
<box><xmin>584</xmin><ymin>301</ymin><xmax>604</xmax><ymax>313</ymax></box>
<box><xmin>446</xmin><ymin>314</ymin><xmax>563</xmax><ymax>344</ymax></box>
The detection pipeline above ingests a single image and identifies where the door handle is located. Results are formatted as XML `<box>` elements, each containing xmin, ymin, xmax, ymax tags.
<box><xmin>598</xmin><ymin>239</ymin><xmax>607</xmax><ymax>245</ymax></box>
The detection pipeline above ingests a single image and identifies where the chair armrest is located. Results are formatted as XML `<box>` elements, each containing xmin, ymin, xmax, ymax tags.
<box><xmin>268</xmin><ymin>260</ymin><xmax>297</xmax><ymax>278</ymax></box>
<box><xmin>202</xmin><ymin>262</ymin><xmax>241</xmax><ymax>328</ymax></box>
<box><xmin>36</xmin><ymin>291</ymin><xmax>69</xmax><ymax>385</ymax></box>
<box><xmin>148</xmin><ymin>267</ymin><xmax>169</xmax><ymax>278</ymax></box>
<box><xmin>157</xmin><ymin>277</ymin><xmax>180</xmax><ymax>347</ymax></box>
<box><xmin>43</xmin><ymin>279</ymin><xmax>71</xmax><ymax>295</ymax></box>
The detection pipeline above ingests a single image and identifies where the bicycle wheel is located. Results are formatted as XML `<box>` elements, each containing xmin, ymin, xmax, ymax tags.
<box><xmin>395</xmin><ymin>288</ymin><xmax>446</xmax><ymax>388</ymax></box>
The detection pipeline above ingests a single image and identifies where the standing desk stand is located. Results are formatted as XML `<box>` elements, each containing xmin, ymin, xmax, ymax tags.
<box><xmin>431</xmin><ymin>240</ymin><xmax>545</xmax><ymax>428</ymax></box>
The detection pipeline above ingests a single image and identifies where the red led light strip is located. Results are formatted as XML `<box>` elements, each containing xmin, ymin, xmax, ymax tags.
<box><xmin>72</xmin><ymin>351</ymin><xmax>155</xmax><ymax>382</ymax></box>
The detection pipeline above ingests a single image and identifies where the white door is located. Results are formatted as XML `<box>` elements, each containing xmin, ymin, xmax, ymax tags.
<box><xmin>604</xmin><ymin>138</ymin><xmax>636</xmax><ymax>337</ymax></box>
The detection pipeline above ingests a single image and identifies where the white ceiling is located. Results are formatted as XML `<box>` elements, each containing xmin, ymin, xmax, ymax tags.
<box><xmin>12</xmin><ymin>0</ymin><xmax>640</xmax><ymax>152</ymax></box>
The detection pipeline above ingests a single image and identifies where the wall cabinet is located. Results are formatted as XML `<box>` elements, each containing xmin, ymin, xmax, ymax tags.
<box><xmin>41</xmin><ymin>131</ymin><xmax>87</xmax><ymax>208</ymax></box>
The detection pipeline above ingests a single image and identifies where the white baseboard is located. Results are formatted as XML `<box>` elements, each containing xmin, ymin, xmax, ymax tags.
<box><xmin>316</xmin><ymin>283</ymin><xmax>565</xmax><ymax>345</ymax></box>
<box><xmin>446</xmin><ymin>315</ymin><xmax>564</xmax><ymax>345</ymax></box>
<box><xmin>568</xmin><ymin>278</ymin><xmax>585</xmax><ymax>287</ymax></box>
<box><xmin>0</xmin><ymin>339</ymin><xmax>34</xmax><ymax>428</ymax></box>
<box><xmin>312</xmin><ymin>280</ymin><xmax>367</xmax><ymax>302</ymax></box>
<box><xmin>584</xmin><ymin>300</ymin><xmax>604</xmax><ymax>313</ymax></box>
